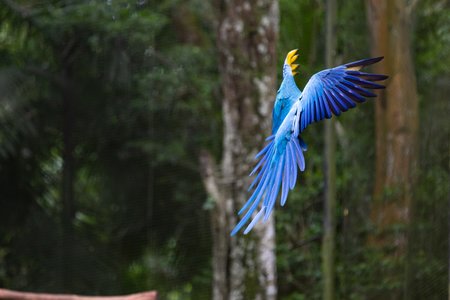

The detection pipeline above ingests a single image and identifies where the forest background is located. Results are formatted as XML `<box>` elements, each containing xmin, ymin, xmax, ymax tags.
<box><xmin>0</xmin><ymin>0</ymin><xmax>448</xmax><ymax>299</ymax></box>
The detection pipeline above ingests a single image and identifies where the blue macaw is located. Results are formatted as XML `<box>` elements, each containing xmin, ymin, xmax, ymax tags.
<box><xmin>231</xmin><ymin>49</ymin><xmax>388</xmax><ymax>235</ymax></box>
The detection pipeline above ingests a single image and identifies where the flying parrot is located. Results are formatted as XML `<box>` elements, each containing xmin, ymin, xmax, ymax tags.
<box><xmin>231</xmin><ymin>49</ymin><xmax>388</xmax><ymax>236</ymax></box>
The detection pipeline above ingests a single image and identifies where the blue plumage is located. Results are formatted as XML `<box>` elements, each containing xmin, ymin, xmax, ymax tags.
<box><xmin>231</xmin><ymin>50</ymin><xmax>388</xmax><ymax>236</ymax></box>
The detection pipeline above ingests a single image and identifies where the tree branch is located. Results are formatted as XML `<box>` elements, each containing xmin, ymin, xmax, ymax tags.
<box><xmin>199</xmin><ymin>149</ymin><xmax>221</xmax><ymax>203</ymax></box>
<box><xmin>292</xmin><ymin>235</ymin><xmax>322</xmax><ymax>249</ymax></box>
<box><xmin>406</xmin><ymin>0</ymin><xmax>419</xmax><ymax>16</ymax></box>
<box><xmin>0</xmin><ymin>289</ymin><xmax>158</xmax><ymax>300</ymax></box>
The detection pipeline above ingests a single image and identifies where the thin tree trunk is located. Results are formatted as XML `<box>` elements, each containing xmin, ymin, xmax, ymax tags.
<box><xmin>366</xmin><ymin>0</ymin><xmax>419</xmax><ymax>298</ymax></box>
<box><xmin>200</xmin><ymin>1</ymin><xmax>279</xmax><ymax>299</ymax></box>
<box><xmin>61</xmin><ymin>72</ymin><xmax>75</xmax><ymax>291</ymax></box>
<box><xmin>322</xmin><ymin>0</ymin><xmax>337</xmax><ymax>300</ymax></box>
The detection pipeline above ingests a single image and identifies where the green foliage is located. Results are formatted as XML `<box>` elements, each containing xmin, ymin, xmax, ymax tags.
<box><xmin>0</xmin><ymin>0</ymin><xmax>216</xmax><ymax>297</ymax></box>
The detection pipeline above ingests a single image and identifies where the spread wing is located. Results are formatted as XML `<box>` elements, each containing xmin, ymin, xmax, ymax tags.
<box><xmin>296</xmin><ymin>57</ymin><xmax>388</xmax><ymax>134</ymax></box>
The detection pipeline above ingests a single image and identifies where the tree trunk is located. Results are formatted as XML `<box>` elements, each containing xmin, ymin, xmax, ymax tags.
<box><xmin>366</xmin><ymin>0</ymin><xmax>419</xmax><ymax>298</ymax></box>
<box><xmin>200</xmin><ymin>1</ymin><xmax>279</xmax><ymax>299</ymax></box>
<box><xmin>61</xmin><ymin>70</ymin><xmax>76</xmax><ymax>291</ymax></box>
<box><xmin>322</xmin><ymin>0</ymin><xmax>337</xmax><ymax>299</ymax></box>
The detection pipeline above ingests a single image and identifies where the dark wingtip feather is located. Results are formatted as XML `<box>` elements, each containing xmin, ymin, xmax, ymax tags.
<box><xmin>345</xmin><ymin>71</ymin><xmax>389</xmax><ymax>82</ymax></box>
<box><xmin>345</xmin><ymin>56</ymin><xmax>384</xmax><ymax>68</ymax></box>
<box><xmin>343</xmin><ymin>75</ymin><xmax>387</xmax><ymax>89</ymax></box>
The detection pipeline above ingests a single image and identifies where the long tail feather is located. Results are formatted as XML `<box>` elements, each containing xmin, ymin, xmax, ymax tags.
<box><xmin>232</xmin><ymin>135</ymin><xmax>307</xmax><ymax>235</ymax></box>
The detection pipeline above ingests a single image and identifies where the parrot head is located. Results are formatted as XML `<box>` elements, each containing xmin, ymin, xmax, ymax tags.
<box><xmin>284</xmin><ymin>49</ymin><xmax>299</xmax><ymax>76</ymax></box>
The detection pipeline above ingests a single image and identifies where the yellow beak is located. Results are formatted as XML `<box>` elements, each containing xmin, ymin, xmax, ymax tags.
<box><xmin>286</xmin><ymin>49</ymin><xmax>299</xmax><ymax>76</ymax></box>
<box><xmin>286</xmin><ymin>49</ymin><xmax>298</xmax><ymax>65</ymax></box>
